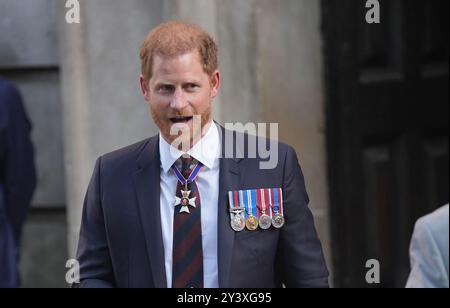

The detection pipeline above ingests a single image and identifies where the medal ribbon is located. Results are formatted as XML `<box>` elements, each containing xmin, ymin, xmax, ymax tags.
<box><xmin>245</xmin><ymin>190</ymin><xmax>252</xmax><ymax>218</ymax></box>
<box><xmin>270</xmin><ymin>188</ymin><xmax>284</xmax><ymax>216</ymax></box>
<box><xmin>228</xmin><ymin>191</ymin><xmax>243</xmax><ymax>212</ymax></box>
<box><xmin>230</xmin><ymin>188</ymin><xmax>282</xmax><ymax>222</ymax></box>
<box><xmin>275</xmin><ymin>188</ymin><xmax>283</xmax><ymax>215</ymax></box>
<box><xmin>171</xmin><ymin>160</ymin><xmax>203</xmax><ymax>187</ymax></box>
<box><xmin>250</xmin><ymin>189</ymin><xmax>258</xmax><ymax>218</ymax></box>
<box><xmin>239</xmin><ymin>190</ymin><xmax>247</xmax><ymax>219</ymax></box>
<box><xmin>243</xmin><ymin>190</ymin><xmax>256</xmax><ymax>219</ymax></box>
<box><xmin>257</xmin><ymin>189</ymin><xmax>271</xmax><ymax>218</ymax></box>
<box><xmin>273</xmin><ymin>188</ymin><xmax>279</xmax><ymax>214</ymax></box>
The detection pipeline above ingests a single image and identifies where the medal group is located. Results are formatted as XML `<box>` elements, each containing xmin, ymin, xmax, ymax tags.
<box><xmin>228</xmin><ymin>188</ymin><xmax>285</xmax><ymax>232</ymax></box>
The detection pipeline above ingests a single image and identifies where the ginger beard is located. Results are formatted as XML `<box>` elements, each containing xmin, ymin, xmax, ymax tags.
<box><xmin>149</xmin><ymin>102</ymin><xmax>212</xmax><ymax>151</ymax></box>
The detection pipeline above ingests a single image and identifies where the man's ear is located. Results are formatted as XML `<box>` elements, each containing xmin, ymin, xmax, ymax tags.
<box><xmin>210</xmin><ymin>70</ymin><xmax>221</xmax><ymax>99</ymax></box>
<box><xmin>140</xmin><ymin>75</ymin><xmax>150</xmax><ymax>101</ymax></box>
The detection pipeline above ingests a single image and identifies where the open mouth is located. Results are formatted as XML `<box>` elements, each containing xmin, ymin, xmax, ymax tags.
<box><xmin>170</xmin><ymin>116</ymin><xmax>193</xmax><ymax>124</ymax></box>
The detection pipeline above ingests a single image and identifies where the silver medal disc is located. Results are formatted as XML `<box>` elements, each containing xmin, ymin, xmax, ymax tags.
<box><xmin>259</xmin><ymin>214</ymin><xmax>272</xmax><ymax>230</ymax></box>
<box><xmin>231</xmin><ymin>214</ymin><xmax>245</xmax><ymax>232</ymax></box>
<box><xmin>272</xmin><ymin>214</ymin><xmax>285</xmax><ymax>229</ymax></box>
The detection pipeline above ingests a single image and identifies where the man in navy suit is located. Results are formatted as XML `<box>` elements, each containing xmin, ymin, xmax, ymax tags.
<box><xmin>75</xmin><ymin>21</ymin><xmax>329</xmax><ymax>288</ymax></box>
<box><xmin>0</xmin><ymin>77</ymin><xmax>36</xmax><ymax>288</ymax></box>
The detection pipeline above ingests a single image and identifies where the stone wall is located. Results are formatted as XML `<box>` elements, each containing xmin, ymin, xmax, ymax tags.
<box><xmin>1</xmin><ymin>0</ymin><xmax>332</xmax><ymax>286</ymax></box>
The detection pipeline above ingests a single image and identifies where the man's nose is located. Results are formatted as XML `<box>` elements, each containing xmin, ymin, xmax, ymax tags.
<box><xmin>170</xmin><ymin>89</ymin><xmax>188</xmax><ymax>111</ymax></box>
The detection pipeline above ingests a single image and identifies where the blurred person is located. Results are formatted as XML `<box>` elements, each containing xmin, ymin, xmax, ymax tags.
<box><xmin>0</xmin><ymin>77</ymin><xmax>37</xmax><ymax>288</ymax></box>
<box><xmin>406</xmin><ymin>204</ymin><xmax>449</xmax><ymax>288</ymax></box>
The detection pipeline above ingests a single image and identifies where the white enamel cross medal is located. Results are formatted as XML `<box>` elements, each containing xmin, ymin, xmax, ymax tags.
<box><xmin>171</xmin><ymin>159</ymin><xmax>204</xmax><ymax>215</ymax></box>
<box><xmin>174</xmin><ymin>188</ymin><xmax>197</xmax><ymax>214</ymax></box>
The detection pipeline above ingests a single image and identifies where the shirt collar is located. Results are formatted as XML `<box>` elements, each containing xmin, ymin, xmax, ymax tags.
<box><xmin>159</xmin><ymin>121</ymin><xmax>220</xmax><ymax>174</ymax></box>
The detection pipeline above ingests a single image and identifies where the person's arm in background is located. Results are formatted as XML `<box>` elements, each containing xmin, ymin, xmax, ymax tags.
<box><xmin>0</xmin><ymin>80</ymin><xmax>37</xmax><ymax>249</ymax></box>
<box><xmin>406</xmin><ymin>207</ymin><xmax>449</xmax><ymax>288</ymax></box>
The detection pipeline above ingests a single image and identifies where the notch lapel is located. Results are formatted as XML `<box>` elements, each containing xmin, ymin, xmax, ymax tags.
<box><xmin>133</xmin><ymin>136</ymin><xmax>167</xmax><ymax>288</ymax></box>
<box><xmin>217</xmin><ymin>157</ymin><xmax>241</xmax><ymax>288</ymax></box>
<box><xmin>217</xmin><ymin>125</ymin><xmax>242</xmax><ymax>288</ymax></box>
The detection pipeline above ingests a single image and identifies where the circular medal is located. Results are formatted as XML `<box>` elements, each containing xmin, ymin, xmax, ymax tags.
<box><xmin>272</xmin><ymin>214</ymin><xmax>285</xmax><ymax>229</ymax></box>
<box><xmin>245</xmin><ymin>215</ymin><xmax>259</xmax><ymax>231</ymax></box>
<box><xmin>231</xmin><ymin>214</ymin><xmax>245</xmax><ymax>232</ymax></box>
<box><xmin>259</xmin><ymin>214</ymin><xmax>272</xmax><ymax>230</ymax></box>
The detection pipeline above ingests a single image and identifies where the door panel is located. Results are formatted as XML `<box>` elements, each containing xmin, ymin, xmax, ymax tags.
<box><xmin>323</xmin><ymin>0</ymin><xmax>449</xmax><ymax>287</ymax></box>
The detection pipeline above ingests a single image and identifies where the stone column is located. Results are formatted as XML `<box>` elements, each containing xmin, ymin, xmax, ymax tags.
<box><xmin>254</xmin><ymin>0</ymin><xmax>332</xmax><ymax>278</ymax></box>
<box><xmin>59</xmin><ymin>0</ymin><xmax>163</xmax><ymax>256</ymax></box>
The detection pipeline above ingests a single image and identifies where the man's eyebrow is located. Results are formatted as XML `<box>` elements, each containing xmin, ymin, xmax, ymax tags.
<box><xmin>183</xmin><ymin>79</ymin><xmax>201</xmax><ymax>84</ymax></box>
<box><xmin>153</xmin><ymin>77</ymin><xmax>202</xmax><ymax>86</ymax></box>
<box><xmin>154</xmin><ymin>81</ymin><xmax>174</xmax><ymax>87</ymax></box>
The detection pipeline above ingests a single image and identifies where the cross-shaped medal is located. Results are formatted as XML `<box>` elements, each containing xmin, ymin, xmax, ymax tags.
<box><xmin>172</xmin><ymin>161</ymin><xmax>203</xmax><ymax>214</ymax></box>
<box><xmin>174</xmin><ymin>188</ymin><xmax>197</xmax><ymax>214</ymax></box>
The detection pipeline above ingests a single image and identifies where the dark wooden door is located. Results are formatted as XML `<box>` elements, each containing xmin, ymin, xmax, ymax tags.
<box><xmin>322</xmin><ymin>0</ymin><xmax>449</xmax><ymax>287</ymax></box>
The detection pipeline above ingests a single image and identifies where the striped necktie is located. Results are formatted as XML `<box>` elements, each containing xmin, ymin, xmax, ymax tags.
<box><xmin>172</xmin><ymin>156</ymin><xmax>204</xmax><ymax>288</ymax></box>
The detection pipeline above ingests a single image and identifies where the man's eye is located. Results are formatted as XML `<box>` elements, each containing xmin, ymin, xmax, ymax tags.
<box><xmin>185</xmin><ymin>84</ymin><xmax>199</xmax><ymax>91</ymax></box>
<box><xmin>158</xmin><ymin>85</ymin><xmax>174</xmax><ymax>93</ymax></box>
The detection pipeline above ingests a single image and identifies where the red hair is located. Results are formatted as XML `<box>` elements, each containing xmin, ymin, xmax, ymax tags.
<box><xmin>140</xmin><ymin>21</ymin><xmax>218</xmax><ymax>81</ymax></box>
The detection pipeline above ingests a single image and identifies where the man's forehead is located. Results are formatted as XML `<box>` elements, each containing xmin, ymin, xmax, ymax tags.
<box><xmin>153</xmin><ymin>50</ymin><xmax>202</xmax><ymax>66</ymax></box>
<box><xmin>151</xmin><ymin>69</ymin><xmax>203</xmax><ymax>84</ymax></box>
<box><xmin>151</xmin><ymin>51</ymin><xmax>207</xmax><ymax>82</ymax></box>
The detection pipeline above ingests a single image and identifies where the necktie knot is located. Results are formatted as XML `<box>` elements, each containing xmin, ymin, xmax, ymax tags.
<box><xmin>178</xmin><ymin>155</ymin><xmax>195</xmax><ymax>178</ymax></box>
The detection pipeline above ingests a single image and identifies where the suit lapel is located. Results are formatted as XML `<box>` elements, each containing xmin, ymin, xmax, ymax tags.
<box><xmin>133</xmin><ymin>136</ymin><xmax>167</xmax><ymax>288</ymax></box>
<box><xmin>217</xmin><ymin>125</ymin><xmax>242</xmax><ymax>288</ymax></box>
<box><xmin>217</xmin><ymin>157</ymin><xmax>241</xmax><ymax>288</ymax></box>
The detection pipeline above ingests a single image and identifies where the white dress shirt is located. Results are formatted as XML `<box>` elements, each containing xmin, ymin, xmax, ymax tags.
<box><xmin>159</xmin><ymin>122</ymin><xmax>220</xmax><ymax>288</ymax></box>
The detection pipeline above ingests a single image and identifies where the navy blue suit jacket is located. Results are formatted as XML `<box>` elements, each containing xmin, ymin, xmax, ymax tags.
<box><xmin>0</xmin><ymin>78</ymin><xmax>36</xmax><ymax>288</ymax></box>
<box><xmin>76</xmin><ymin>127</ymin><xmax>329</xmax><ymax>288</ymax></box>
